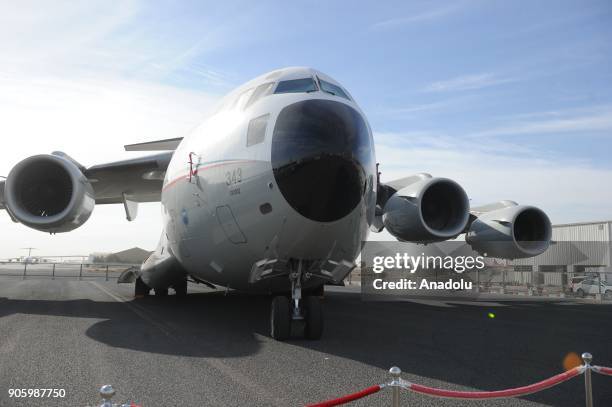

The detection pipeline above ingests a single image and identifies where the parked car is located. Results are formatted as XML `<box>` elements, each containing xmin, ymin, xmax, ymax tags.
<box><xmin>573</xmin><ymin>278</ymin><xmax>612</xmax><ymax>299</ymax></box>
<box><xmin>569</xmin><ymin>276</ymin><xmax>586</xmax><ymax>293</ymax></box>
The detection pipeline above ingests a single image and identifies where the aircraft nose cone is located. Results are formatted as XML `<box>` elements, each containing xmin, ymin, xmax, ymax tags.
<box><xmin>271</xmin><ymin>99</ymin><xmax>374</xmax><ymax>222</ymax></box>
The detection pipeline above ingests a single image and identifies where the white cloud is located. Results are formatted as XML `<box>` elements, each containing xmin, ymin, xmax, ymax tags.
<box><xmin>473</xmin><ymin>106</ymin><xmax>612</xmax><ymax>137</ymax></box>
<box><xmin>374</xmin><ymin>131</ymin><xmax>612</xmax><ymax>224</ymax></box>
<box><xmin>0</xmin><ymin>2</ymin><xmax>243</xmax><ymax>258</ymax></box>
<box><xmin>0</xmin><ymin>1</ymin><xmax>244</xmax><ymax>88</ymax></box>
<box><xmin>371</xmin><ymin>4</ymin><xmax>462</xmax><ymax>29</ymax></box>
<box><xmin>423</xmin><ymin>73</ymin><xmax>517</xmax><ymax>93</ymax></box>
<box><xmin>372</xmin><ymin>95</ymin><xmax>480</xmax><ymax>121</ymax></box>
<box><xmin>0</xmin><ymin>73</ymin><xmax>218</xmax><ymax>259</ymax></box>
<box><xmin>0</xmin><ymin>74</ymin><xmax>218</xmax><ymax>167</ymax></box>
<box><xmin>0</xmin><ymin>1</ymin><xmax>140</xmax><ymax>75</ymax></box>
<box><xmin>375</xmin><ymin>100</ymin><xmax>454</xmax><ymax>117</ymax></box>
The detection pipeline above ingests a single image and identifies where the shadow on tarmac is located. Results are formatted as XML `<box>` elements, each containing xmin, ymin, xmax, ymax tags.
<box><xmin>1</xmin><ymin>287</ymin><xmax>611</xmax><ymax>406</ymax></box>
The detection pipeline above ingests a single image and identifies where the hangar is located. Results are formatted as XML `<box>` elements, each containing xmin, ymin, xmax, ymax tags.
<box><xmin>88</xmin><ymin>247</ymin><xmax>152</xmax><ymax>265</ymax></box>
<box><xmin>508</xmin><ymin>220</ymin><xmax>611</xmax><ymax>292</ymax></box>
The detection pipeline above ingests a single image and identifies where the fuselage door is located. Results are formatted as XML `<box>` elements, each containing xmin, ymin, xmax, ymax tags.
<box><xmin>216</xmin><ymin>205</ymin><xmax>247</xmax><ymax>244</ymax></box>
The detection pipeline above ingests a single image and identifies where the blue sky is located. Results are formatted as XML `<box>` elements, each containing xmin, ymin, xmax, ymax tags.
<box><xmin>64</xmin><ymin>0</ymin><xmax>612</xmax><ymax>168</ymax></box>
<box><xmin>0</xmin><ymin>0</ymin><xmax>611</xmax><ymax>256</ymax></box>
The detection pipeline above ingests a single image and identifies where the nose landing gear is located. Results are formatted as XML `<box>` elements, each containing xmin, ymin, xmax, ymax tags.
<box><xmin>270</xmin><ymin>296</ymin><xmax>291</xmax><ymax>340</ymax></box>
<box><xmin>270</xmin><ymin>261</ymin><xmax>323</xmax><ymax>341</ymax></box>
<box><xmin>270</xmin><ymin>295</ymin><xmax>323</xmax><ymax>340</ymax></box>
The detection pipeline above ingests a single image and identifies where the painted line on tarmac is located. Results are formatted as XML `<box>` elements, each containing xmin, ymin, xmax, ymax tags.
<box><xmin>89</xmin><ymin>281</ymin><xmax>287</xmax><ymax>406</ymax></box>
<box><xmin>90</xmin><ymin>281</ymin><xmax>176</xmax><ymax>339</ymax></box>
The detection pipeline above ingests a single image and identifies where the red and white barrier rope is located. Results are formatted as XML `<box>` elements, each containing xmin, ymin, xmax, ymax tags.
<box><xmin>306</xmin><ymin>384</ymin><xmax>383</xmax><ymax>407</ymax></box>
<box><xmin>307</xmin><ymin>363</ymin><xmax>612</xmax><ymax>406</ymax></box>
<box><xmin>592</xmin><ymin>365</ymin><xmax>612</xmax><ymax>376</ymax></box>
<box><xmin>403</xmin><ymin>366</ymin><xmax>584</xmax><ymax>399</ymax></box>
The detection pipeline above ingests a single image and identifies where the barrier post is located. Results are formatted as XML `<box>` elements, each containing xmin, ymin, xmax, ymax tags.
<box><xmin>52</xmin><ymin>264</ymin><xmax>55</xmax><ymax>280</ymax></box>
<box><xmin>22</xmin><ymin>262</ymin><xmax>27</xmax><ymax>280</ymax></box>
<box><xmin>389</xmin><ymin>366</ymin><xmax>401</xmax><ymax>407</ymax></box>
<box><xmin>79</xmin><ymin>264</ymin><xmax>83</xmax><ymax>280</ymax></box>
<box><xmin>99</xmin><ymin>384</ymin><xmax>115</xmax><ymax>407</ymax></box>
<box><xmin>105</xmin><ymin>265</ymin><xmax>109</xmax><ymax>281</ymax></box>
<box><xmin>582</xmin><ymin>352</ymin><xmax>593</xmax><ymax>407</ymax></box>
<box><xmin>598</xmin><ymin>273</ymin><xmax>602</xmax><ymax>296</ymax></box>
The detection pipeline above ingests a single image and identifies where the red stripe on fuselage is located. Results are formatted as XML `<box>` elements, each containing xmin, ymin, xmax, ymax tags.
<box><xmin>162</xmin><ymin>159</ymin><xmax>258</xmax><ymax>192</ymax></box>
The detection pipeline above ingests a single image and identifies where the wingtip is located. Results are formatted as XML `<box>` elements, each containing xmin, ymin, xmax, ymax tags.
<box><xmin>124</xmin><ymin>137</ymin><xmax>183</xmax><ymax>152</ymax></box>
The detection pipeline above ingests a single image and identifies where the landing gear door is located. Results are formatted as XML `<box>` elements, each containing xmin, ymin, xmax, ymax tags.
<box><xmin>216</xmin><ymin>205</ymin><xmax>247</xmax><ymax>244</ymax></box>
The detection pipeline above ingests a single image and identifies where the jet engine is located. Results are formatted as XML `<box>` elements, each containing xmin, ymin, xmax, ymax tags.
<box><xmin>382</xmin><ymin>174</ymin><xmax>470</xmax><ymax>243</ymax></box>
<box><xmin>3</xmin><ymin>154</ymin><xmax>95</xmax><ymax>233</ymax></box>
<box><xmin>466</xmin><ymin>204</ymin><xmax>551</xmax><ymax>259</ymax></box>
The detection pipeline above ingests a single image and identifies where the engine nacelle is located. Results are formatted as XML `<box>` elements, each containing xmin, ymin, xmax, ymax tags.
<box><xmin>382</xmin><ymin>175</ymin><xmax>470</xmax><ymax>243</ymax></box>
<box><xmin>4</xmin><ymin>154</ymin><xmax>95</xmax><ymax>233</ymax></box>
<box><xmin>466</xmin><ymin>205</ymin><xmax>551</xmax><ymax>259</ymax></box>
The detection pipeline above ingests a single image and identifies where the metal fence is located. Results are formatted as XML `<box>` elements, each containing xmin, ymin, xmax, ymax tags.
<box><xmin>351</xmin><ymin>267</ymin><xmax>612</xmax><ymax>300</ymax></box>
<box><xmin>469</xmin><ymin>269</ymin><xmax>612</xmax><ymax>300</ymax></box>
<box><xmin>0</xmin><ymin>261</ymin><xmax>139</xmax><ymax>281</ymax></box>
<box><xmin>4</xmin><ymin>261</ymin><xmax>611</xmax><ymax>300</ymax></box>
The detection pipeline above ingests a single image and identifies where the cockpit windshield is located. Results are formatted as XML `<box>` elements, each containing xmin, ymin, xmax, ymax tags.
<box><xmin>318</xmin><ymin>78</ymin><xmax>350</xmax><ymax>100</ymax></box>
<box><xmin>274</xmin><ymin>78</ymin><xmax>317</xmax><ymax>94</ymax></box>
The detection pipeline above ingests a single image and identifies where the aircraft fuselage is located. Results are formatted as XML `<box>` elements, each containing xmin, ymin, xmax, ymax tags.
<box><xmin>142</xmin><ymin>67</ymin><xmax>377</xmax><ymax>292</ymax></box>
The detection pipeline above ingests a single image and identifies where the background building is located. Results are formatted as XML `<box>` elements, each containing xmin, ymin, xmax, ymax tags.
<box><xmin>509</xmin><ymin>221</ymin><xmax>611</xmax><ymax>289</ymax></box>
<box><xmin>89</xmin><ymin>247</ymin><xmax>151</xmax><ymax>264</ymax></box>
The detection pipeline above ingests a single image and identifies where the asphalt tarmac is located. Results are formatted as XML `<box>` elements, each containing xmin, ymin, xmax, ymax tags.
<box><xmin>0</xmin><ymin>275</ymin><xmax>611</xmax><ymax>406</ymax></box>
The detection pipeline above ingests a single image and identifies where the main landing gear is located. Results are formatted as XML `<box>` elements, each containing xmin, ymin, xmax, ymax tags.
<box><xmin>270</xmin><ymin>262</ymin><xmax>323</xmax><ymax>341</ymax></box>
<box><xmin>172</xmin><ymin>278</ymin><xmax>188</xmax><ymax>297</ymax></box>
<box><xmin>134</xmin><ymin>276</ymin><xmax>187</xmax><ymax>298</ymax></box>
<box><xmin>135</xmin><ymin>276</ymin><xmax>151</xmax><ymax>297</ymax></box>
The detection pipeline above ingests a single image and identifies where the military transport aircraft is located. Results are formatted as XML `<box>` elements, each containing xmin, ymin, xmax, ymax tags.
<box><xmin>0</xmin><ymin>67</ymin><xmax>551</xmax><ymax>340</ymax></box>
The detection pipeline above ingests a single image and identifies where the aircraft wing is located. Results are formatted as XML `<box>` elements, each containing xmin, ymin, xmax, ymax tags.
<box><xmin>85</xmin><ymin>152</ymin><xmax>173</xmax><ymax>204</ymax></box>
<box><xmin>382</xmin><ymin>174</ymin><xmax>432</xmax><ymax>191</ymax></box>
<box><xmin>0</xmin><ymin>149</ymin><xmax>174</xmax><ymax>229</ymax></box>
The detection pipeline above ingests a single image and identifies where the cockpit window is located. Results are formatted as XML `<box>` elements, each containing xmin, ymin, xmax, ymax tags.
<box><xmin>245</xmin><ymin>82</ymin><xmax>274</xmax><ymax>109</ymax></box>
<box><xmin>318</xmin><ymin>78</ymin><xmax>350</xmax><ymax>100</ymax></box>
<box><xmin>233</xmin><ymin>88</ymin><xmax>254</xmax><ymax>110</ymax></box>
<box><xmin>247</xmin><ymin>114</ymin><xmax>269</xmax><ymax>147</ymax></box>
<box><xmin>274</xmin><ymin>78</ymin><xmax>317</xmax><ymax>94</ymax></box>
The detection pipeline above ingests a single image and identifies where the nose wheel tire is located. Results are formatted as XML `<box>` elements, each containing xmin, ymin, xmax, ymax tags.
<box><xmin>134</xmin><ymin>276</ymin><xmax>151</xmax><ymax>297</ymax></box>
<box><xmin>271</xmin><ymin>296</ymin><xmax>291</xmax><ymax>340</ymax></box>
<box><xmin>270</xmin><ymin>261</ymin><xmax>326</xmax><ymax>341</ymax></box>
<box><xmin>270</xmin><ymin>295</ymin><xmax>324</xmax><ymax>340</ymax></box>
<box><xmin>304</xmin><ymin>296</ymin><xmax>323</xmax><ymax>340</ymax></box>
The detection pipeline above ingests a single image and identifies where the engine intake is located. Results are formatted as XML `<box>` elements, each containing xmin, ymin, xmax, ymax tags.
<box><xmin>4</xmin><ymin>154</ymin><xmax>95</xmax><ymax>233</ymax></box>
<box><xmin>382</xmin><ymin>175</ymin><xmax>470</xmax><ymax>243</ymax></box>
<box><xmin>466</xmin><ymin>205</ymin><xmax>551</xmax><ymax>259</ymax></box>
